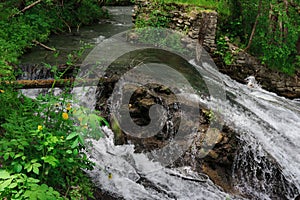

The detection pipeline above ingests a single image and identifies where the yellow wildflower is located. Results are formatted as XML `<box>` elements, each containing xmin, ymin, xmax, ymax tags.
<box><xmin>0</xmin><ymin>90</ymin><xmax>4</xmax><ymax>93</ymax></box>
<box><xmin>66</xmin><ymin>103</ymin><xmax>71</xmax><ymax>111</ymax></box>
<box><xmin>37</xmin><ymin>125</ymin><xmax>43</xmax><ymax>131</ymax></box>
<box><xmin>82</xmin><ymin>124</ymin><xmax>88</xmax><ymax>129</ymax></box>
<box><xmin>62</xmin><ymin>112</ymin><xmax>69</xmax><ymax>120</ymax></box>
<box><xmin>60</xmin><ymin>136</ymin><xmax>64</xmax><ymax>140</ymax></box>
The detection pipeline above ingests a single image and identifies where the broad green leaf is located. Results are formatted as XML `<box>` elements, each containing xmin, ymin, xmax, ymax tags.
<box><xmin>8</xmin><ymin>182</ymin><xmax>17</xmax><ymax>189</ymax></box>
<box><xmin>3</xmin><ymin>152</ymin><xmax>9</xmax><ymax>160</ymax></box>
<box><xmin>0</xmin><ymin>178</ymin><xmax>12</xmax><ymax>190</ymax></box>
<box><xmin>71</xmin><ymin>138</ymin><xmax>79</xmax><ymax>149</ymax></box>
<box><xmin>32</xmin><ymin>163</ymin><xmax>41</xmax><ymax>175</ymax></box>
<box><xmin>78</xmin><ymin>134</ymin><xmax>85</xmax><ymax>145</ymax></box>
<box><xmin>18</xmin><ymin>144</ymin><xmax>24</xmax><ymax>150</ymax></box>
<box><xmin>27</xmin><ymin>177</ymin><xmax>40</xmax><ymax>183</ymax></box>
<box><xmin>42</xmin><ymin>156</ymin><xmax>59</xmax><ymax>167</ymax></box>
<box><xmin>14</xmin><ymin>163</ymin><xmax>23</xmax><ymax>173</ymax></box>
<box><xmin>0</xmin><ymin>170</ymin><xmax>10</xmax><ymax>179</ymax></box>
<box><xmin>66</xmin><ymin>132</ymin><xmax>78</xmax><ymax>140</ymax></box>
<box><xmin>14</xmin><ymin>153</ymin><xmax>24</xmax><ymax>159</ymax></box>
<box><xmin>73</xmin><ymin>149</ymin><xmax>78</xmax><ymax>156</ymax></box>
<box><xmin>9</xmin><ymin>151</ymin><xmax>15</xmax><ymax>158</ymax></box>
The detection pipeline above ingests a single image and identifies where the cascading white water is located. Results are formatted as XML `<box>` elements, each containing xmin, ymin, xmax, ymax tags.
<box><xmin>86</xmin><ymin>127</ymin><xmax>240</xmax><ymax>200</ymax></box>
<box><xmin>196</xmin><ymin>61</ymin><xmax>300</xmax><ymax>199</ymax></box>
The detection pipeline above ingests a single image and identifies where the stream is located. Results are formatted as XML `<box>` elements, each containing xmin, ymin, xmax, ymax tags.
<box><xmin>20</xmin><ymin>6</ymin><xmax>300</xmax><ymax>200</ymax></box>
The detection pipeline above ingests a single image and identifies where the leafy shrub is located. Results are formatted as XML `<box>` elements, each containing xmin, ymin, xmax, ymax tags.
<box><xmin>0</xmin><ymin>80</ymin><xmax>108</xmax><ymax>199</ymax></box>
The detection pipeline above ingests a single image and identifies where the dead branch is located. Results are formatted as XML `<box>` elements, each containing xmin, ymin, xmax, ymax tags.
<box><xmin>33</xmin><ymin>40</ymin><xmax>56</xmax><ymax>51</ymax></box>
<box><xmin>21</xmin><ymin>0</ymin><xmax>43</xmax><ymax>13</ymax></box>
<box><xmin>11</xmin><ymin>0</ymin><xmax>43</xmax><ymax>17</ymax></box>
<box><xmin>244</xmin><ymin>0</ymin><xmax>263</xmax><ymax>51</ymax></box>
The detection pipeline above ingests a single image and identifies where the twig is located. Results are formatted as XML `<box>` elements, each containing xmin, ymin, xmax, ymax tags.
<box><xmin>11</xmin><ymin>0</ymin><xmax>43</xmax><ymax>17</ymax></box>
<box><xmin>33</xmin><ymin>40</ymin><xmax>56</xmax><ymax>51</ymax></box>
<box><xmin>21</xmin><ymin>0</ymin><xmax>43</xmax><ymax>13</ymax></box>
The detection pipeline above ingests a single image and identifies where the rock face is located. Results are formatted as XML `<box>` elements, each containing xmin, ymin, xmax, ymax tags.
<box><xmin>214</xmin><ymin>46</ymin><xmax>300</xmax><ymax>98</ymax></box>
<box><xmin>132</xmin><ymin>0</ymin><xmax>300</xmax><ymax>99</ymax></box>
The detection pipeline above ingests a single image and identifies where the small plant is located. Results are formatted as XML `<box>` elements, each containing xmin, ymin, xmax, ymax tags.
<box><xmin>215</xmin><ymin>36</ymin><xmax>234</xmax><ymax>65</ymax></box>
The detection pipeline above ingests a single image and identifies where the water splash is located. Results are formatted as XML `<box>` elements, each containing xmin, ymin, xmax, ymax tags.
<box><xmin>86</xmin><ymin>127</ymin><xmax>241</xmax><ymax>200</ymax></box>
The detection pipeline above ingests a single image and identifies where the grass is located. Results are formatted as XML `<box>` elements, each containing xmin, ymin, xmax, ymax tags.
<box><xmin>160</xmin><ymin>0</ymin><xmax>230</xmax><ymax>16</ymax></box>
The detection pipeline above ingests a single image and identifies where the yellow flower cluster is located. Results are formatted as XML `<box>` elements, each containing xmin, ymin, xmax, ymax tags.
<box><xmin>0</xmin><ymin>90</ymin><xmax>4</xmax><ymax>93</ymax></box>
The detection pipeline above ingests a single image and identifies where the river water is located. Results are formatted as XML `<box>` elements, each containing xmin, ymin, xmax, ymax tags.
<box><xmin>20</xmin><ymin>6</ymin><xmax>300</xmax><ymax>200</ymax></box>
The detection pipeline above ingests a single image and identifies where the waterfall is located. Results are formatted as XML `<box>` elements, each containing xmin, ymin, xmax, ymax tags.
<box><xmin>19</xmin><ymin>5</ymin><xmax>300</xmax><ymax>199</ymax></box>
<box><xmin>197</xmin><ymin>61</ymin><xmax>300</xmax><ymax>199</ymax></box>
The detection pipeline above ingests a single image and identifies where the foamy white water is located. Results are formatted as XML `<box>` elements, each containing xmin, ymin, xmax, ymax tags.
<box><xmin>86</xmin><ymin>127</ymin><xmax>241</xmax><ymax>200</ymax></box>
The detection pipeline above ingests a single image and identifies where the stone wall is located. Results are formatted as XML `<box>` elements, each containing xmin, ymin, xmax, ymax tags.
<box><xmin>132</xmin><ymin>0</ymin><xmax>300</xmax><ymax>99</ymax></box>
<box><xmin>105</xmin><ymin>0</ymin><xmax>133</xmax><ymax>6</ymax></box>
<box><xmin>132</xmin><ymin>0</ymin><xmax>218</xmax><ymax>53</ymax></box>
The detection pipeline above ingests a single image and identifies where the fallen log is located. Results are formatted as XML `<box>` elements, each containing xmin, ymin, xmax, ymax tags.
<box><xmin>1</xmin><ymin>77</ymin><xmax>117</xmax><ymax>89</ymax></box>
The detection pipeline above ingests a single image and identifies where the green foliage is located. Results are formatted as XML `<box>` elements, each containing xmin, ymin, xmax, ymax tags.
<box><xmin>132</xmin><ymin>28</ymin><xmax>190</xmax><ymax>55</ymax></box>
<box><xmin>0</xmin><ymin>0</ymin><xmax>107</xmax><ymax>80</ymax></box>
<box><xmin>135</xmin><ymin>1</ymin><xmax>173</xmax><ymax>28</ymax></box>
<box><xmin>0</xmin><ymin>67</ymin><xmax>109</xmax><ymax>199</ymax></box>
<box><xmin>215</xmin><ymin>36</ymin><xmax>234</xmax><ymax>65</ymax></box>
<box><xmin>219</xmin><ymin>0</ymin><xmax>300</xmax><ymax>74</ymax></box>
<box><xmin>0</xmin><ymin>171</ymin><xmax>62</xmax><ymax>200</ymax></box>
<box><xmin>144</xmin><ymin>0</ymin><xmax>230</xmax><ymax>16</ymax></box>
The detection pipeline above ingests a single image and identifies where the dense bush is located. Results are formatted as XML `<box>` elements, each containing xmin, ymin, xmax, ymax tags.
<box><xmin>0</xmin><ymin>80</ymin><xmax>108</xmax><ymax>199</ymax></box>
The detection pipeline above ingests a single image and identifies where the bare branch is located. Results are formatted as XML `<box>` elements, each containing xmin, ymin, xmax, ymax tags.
<box><xmin>244</xmin><ymin>0</ymin><xmax>263</xmax><ymax>51</ymax></box>
<box><xmin>32</xmin><ymin>40</ymin><xmax>56</xmax><ymax>51</ymax></box>
<box><xmin>11</xmin><ymin>0</ymin><xmax>43</xmax><ymax>17</ymax></box>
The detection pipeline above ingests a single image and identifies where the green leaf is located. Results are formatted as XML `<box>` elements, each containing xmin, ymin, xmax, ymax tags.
<box><xmin>9</xmin><ymin>151</ymin><xmax>15</xmax><ymax>158</ymax></box>
<box><xmin>26</xmin><ymin>165</ymin><xmax>33</xmax><ymax>173</ymax></box>
<box><xmin>0</xmin><ymin>170</ymin><xmax>10</xmax><ymax>179</ymax></box>
<box><xmin>14</xmin><ymin>153</ymin><xmax>24</xmax><ymax>159</ymax></box>
<box><xmin>78</xmin><ymin>134</ymin><xmax>85</xmax><ymax>145</ymax></box>
<box><xmin>66</xmin><ymin>132</ymin><xmax>78</xmax><ymax>140</ymax></box>
<box><xmin>27</xmin><ymin>177</ymin><xmax>40</xmax><ymax>183</ymax></box>
<box><xmin>3</xmin><ymin>152</ymin><xmax>9</xmax><ymax>160</ymax></box>
<box><xmin>71</xmin><ymin>138</ymin><xmax>79</xmax><ymax>149</ymax></box>
<box><xmin>66</xmin><ymin>150</ymin><xmax>72</xmax><ymax>154</ymax></box>
<box><xmin>8</xmin><ymin>182</ymin><xmax>17</xmax><ymax>189</ymax></box>
<box><xmin>0</xmin><ymin>179</ymin><xmax>12</xmax><ymax>190</ymax></box>
<box><xmin>14</xmin><ymin>163</ymin><xmax>23</xmax><ymax>173</ymax></box>
<box><xmin>73</xmin><ymin>149</ymin><xmax>78</xmax><ymax>156</ymax></box>
<box><xmin>18</xmin><ymin>144</ymin><xmax>24</xmax><ymax>150</ymax></box>
<box><xmin>32</xmin><ymin>163</ymin><xmax>41</xmax><ymax>175</ymax></box>
<box><xmin>42</xmin><ymin>156</ymin><xmax>59</xmax><ymax>167</ymax></box>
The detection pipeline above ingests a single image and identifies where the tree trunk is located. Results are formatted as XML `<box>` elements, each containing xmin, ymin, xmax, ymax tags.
<box><xmin>244</xmin><ymin>0</ymin><xmax>263</xmax><ymax>51</ymax></box>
